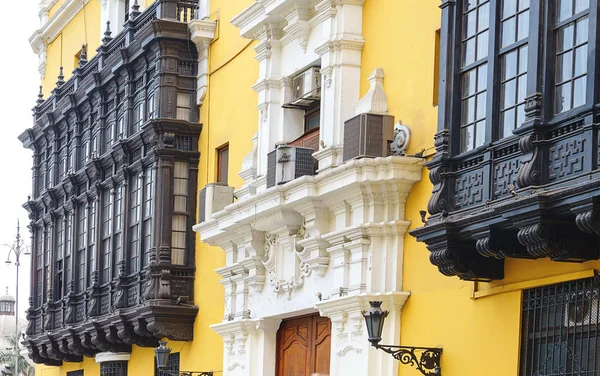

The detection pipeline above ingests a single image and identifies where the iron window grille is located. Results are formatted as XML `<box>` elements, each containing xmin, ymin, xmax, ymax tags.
<box><xmin>100</xmin><ymin>361</ymin><xmax>128</xmax><ymax>376</ymax></box>
<box><xmin>67</xmin><ymin>370</ymin><xmax>84</xmax><ymax>376</ymax></box>
<box><xmin>155</xmin><ymin>352</ymin><xmax>180</xmax><ymax>376</ymax></box>
<box><xmin>520</xmin><ymin>275</ymin><xmax>600</xmax><ymax>375</ymax></box>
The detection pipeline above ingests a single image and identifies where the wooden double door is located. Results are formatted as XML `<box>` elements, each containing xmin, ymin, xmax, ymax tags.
<box><xmin>276</xmin><ymin>314</ymin><xmax>332</xmax><ymax>376</ymax></box>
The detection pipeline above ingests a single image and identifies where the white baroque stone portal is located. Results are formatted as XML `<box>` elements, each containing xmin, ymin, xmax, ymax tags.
<box><xmin>195</xmin><ymin>155</ymin><xmax>424</xmax><ymax>376</ymax></box>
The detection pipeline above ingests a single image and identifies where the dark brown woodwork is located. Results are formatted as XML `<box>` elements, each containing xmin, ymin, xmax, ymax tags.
<box><xmin>411</xmin><ymin>0</ymin><xmax>600</xmax><ymax>281</ymax></box>
<box><xmin>19</xmin><ymin>0</ymin><xmax>201</xmax><ymax>366</ymax></box>
<box><xmin>276</xmin><ymin>314</ymin><xmax>331</xmax><ymax>376</ymax></box>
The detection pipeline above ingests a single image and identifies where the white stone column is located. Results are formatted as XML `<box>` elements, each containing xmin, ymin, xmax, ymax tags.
<box><xmin>212</xmin><ymin>318</ymin><xmax>282</xmax><ymax>376</ymax></box>
<box><xmin>313</xmin><ymin>0</ymin><xmax>365</xmax><ymax>172</ymax></box>
<box><xmin>316</xmin><ymin>292</ymin><xmax>409</xmax><ymax>376</ymax></box>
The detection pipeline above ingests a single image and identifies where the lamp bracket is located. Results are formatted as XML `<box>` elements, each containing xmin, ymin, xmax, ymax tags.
<box><xmin>159</xmin><ymin>371</ymin><xmax>214</xmax><ymax>376</ymax></box>
<box><xmin>374</xmin><ymin>345</ymin><xmax>442</xmax><ymax>376</ymax></box>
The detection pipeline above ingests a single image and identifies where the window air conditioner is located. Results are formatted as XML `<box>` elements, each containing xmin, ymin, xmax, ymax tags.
<box><xmin>342</xmin><ymin>113</ymin><xmax>395</xmax><ymax>162</ymax></box>
<box><xmin>266</xmin><ymin>145</ymin><xmax>316</xmax><ymax>188</ymax></box>
<box><xmin>291</xmin><ymin>67</ymin><xmax>321</xmax><ymax>107</ymax></box>
<box><xmin>563</xmin><ymin>293</ymin><xmax>600</xmax><ymax>327</ymax></box>
<box><xmin>198</xmin><ymin>183</ymin><xmax>234</xmax><ymax>223</ymax></box>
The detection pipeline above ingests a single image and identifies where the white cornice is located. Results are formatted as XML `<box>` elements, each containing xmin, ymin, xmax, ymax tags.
<box><xmin>95</xmin><ymin>352</ymin><xmax>131</xmax><ymax>363</ymax></box>
<box><xmin>29</xmin><ymin>0</ymin><xmax>90</xmax><ymax>53</ymax></box>
<box><xmin>194</xmin><ymin>156</ymin><xmax>424</xmax><ymax>244</ymax></box>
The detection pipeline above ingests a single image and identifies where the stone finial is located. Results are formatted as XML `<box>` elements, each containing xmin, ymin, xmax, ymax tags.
<box><xmin>131</xmin><ymin>0</ymin><xmax>141</xmax><ymax>19</ymax></box>
<box><xmin>56</xmin><ymin>66</ymin><xmax>65</xmax><ymax>87</ymax></box>
<box><xmin>78</xmin><ymin>44</ymin><xmax>88</xmax><ymax>67</ymax></box>
<box><xmin>355</xmin><ymin>68</ymin><xmax>388</xmax><ymax>115</ymax></box>
<box><xmin>36</xmin><ymin>86</ymin><xmax>44</xmax><ymax>105</ymax></box>
<box><xmin>102</xmin><ymin>21</ymin><xmax>113</xmax><ymax>44</ymax></box>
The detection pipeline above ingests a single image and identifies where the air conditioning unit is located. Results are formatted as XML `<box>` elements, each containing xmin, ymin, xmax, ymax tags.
<box><xmin>342</xmin><ymin>113</ymin><xmax>395</xmax><ymax>162</ymax></box>
<box><xmin>266</xmin><ymin>145</ymin><xmax>316</xmax><ymax>188</ymax></box>
<box><xmin>291</xmin><ymin>67</ymin><xmax>321</xmax><ymax>107</ymax></box>
<box><xmin>563</xmin><ymin>293</ymin><xmax>600</xmax><ymax>327</ymax></box>
<box><xmin>198</xmin><ymin>183</ymin><xmax>234</xmax><ymax>223</ymax></box>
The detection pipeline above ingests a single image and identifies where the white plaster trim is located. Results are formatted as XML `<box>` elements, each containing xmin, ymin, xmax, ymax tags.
<box><xmin>95</xmin><ymin>352</ymin><xmax>131</xmax><ymax>363</ymax></box>
<box><xmin>29</xmin><ymin>0</ymin><xmax>90</xmax><ymax>81</ymax></box>
<box><xmin>189</xmin><ymin>18</ymin><xmax>217</xmax><ymax>105</ymax></box>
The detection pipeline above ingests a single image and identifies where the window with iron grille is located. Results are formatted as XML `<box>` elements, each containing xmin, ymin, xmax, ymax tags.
<box><xmin>155</xmin><ymin>352</ymin><xmax>180</xmax><ymax>376</ymax></box>
<box><xmin>520</xmin><ymin>276</ymin><xmax>600</xmax><ymax>375</ymax></box>
<box><xmin>100</xmin><ymin>361</ymin><xmax>128</xmax><ymax>376</ymax></box>
<box><xmin>67</xmin><ymin>370</ymin><xmax>84</xmax><ymax>376</ymax></box>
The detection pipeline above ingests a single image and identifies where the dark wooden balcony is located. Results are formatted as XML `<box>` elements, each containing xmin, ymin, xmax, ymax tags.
<box><xmin>411</xmin><ymin>94</ymin><xmax>600</xmax><ymax>281</ymax></box>
<box><xmin>19</xmin><ymin>0</ymin><xmax>201</xmax><ymax>366</ymax></box>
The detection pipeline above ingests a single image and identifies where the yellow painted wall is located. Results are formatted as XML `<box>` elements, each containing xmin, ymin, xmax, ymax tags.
<box><xmin>190</xmin><ymin>0</ymin><xmax>257</xmax><ymax>372</ymax></box>
<box><xmin>372</xmin><ymin>1</ymin><xmax>600</xmax><ymax>375</ymax></box>
<box><xmin>42</xmin><ymin>0</ymin><xmax>101</xmax><ymax>98</ymax></box>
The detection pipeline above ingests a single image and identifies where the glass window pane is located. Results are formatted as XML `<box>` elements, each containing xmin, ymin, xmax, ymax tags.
<box><xmin>576</xmin><ymin>17</ymin><xmax>589</xmax><ymax>45</ymax></box>
<box><xmin>502</xmin><ymin>18</ymin><xmax>517</xmax><ymax>47</ymax></box>
<box><xmin>461</xmin><ymin>126</ymin><xmax>474</xmax><ymax>153</ymax></box>
<box><xmin>475</xmin><ymin>121</ymin><xmax>485</xmax><ymax>147</ymax></box>
<box><xmin>476</xmin><ymin>92</ymin><xmax>487</xmax><ymax>120</ymax></box>
<box><xmin>478</xmin><ymin>64</ymin><xmax>488</xmax><ymax>90</ymax></box>
<box><xmin>519</xmin><ymin>0</ymin><xmax>530</xmax><ymax>11</ymax></box>
<box><xmin>574</xmin><ymin>45</ymin><xmax>588</xmax><ymax>76</ymax></box>
<box><xmin>477</xmin><ymin>31</ymin><xmax>489</xmax><ymax>61</ymax></box>
<box><xmin>502</xmin><ymin>108</ymin><xmax>515</xmax><ymax>137</ymax></box>
<box><xmin>462</xmin><ymin>97</ymin><xmax>476</xmax><ymax>124</ymax></box>
<box><xmin>557</xmin><ymin>24</ymin><xmax>575</xmax><ymax>52</ymax></box>
<box><xmin>519</xmin><ymin>46</ymin><xmax>528</xmax><ymax>73</ymax></box>
<box><xmin>463</xmin><ymin>38</ymin><xmax>476</xmax><ymax>66</ymax></box>
<box><xmin>463</xmin><ymin>70</ymin><xmax>477</xmax><ymax>97</ymax></box>
<box><xmin>465</xmin><ymin>0</ymin><xmax>477</xmax><ymax>12</ymax></box>
<box><xmin>502</xmin><ymin>79</ymin><xmax>517</xmax><ymax>108</ymax></box>
<box><xmin>478</xmin><ymin>3</ymin><xmax>490</xmax><ymax>30</ymax></box>
<box><xmin>556</xmin><ymin>51</ymin><xmax>573</xmax><ymax>83</ymax></box>
<box><xmin>558</xmin><ymin>0</ymin><xmax>573</xmax><ymax>22</ymax></box>
<box><xmin>517</xmin><ymin>75</ymin><xmax>527</xmax><ymax>103</ymax></box>
<box><xmin>575</xmin><ymin>0</ymin><xmax>590</xmax><ymax>13</ymax></box>
<box><xmin>556</xmin><ymin>82</ymin><xmax>572</xmax><ymax>113</ymax></box>
<box><xmin>573</xmin><ymin>76</ymin><xmax>586</xmax><ymax>107</ymax></box>
<box><xmin>516</xmin><ymin>104</ymin><xmax>526</xmax><ymax>129</ymax></box>
<box><xmin>517</xmin><ymin>11</ymin><xmax>529</xmax><ymax>40</ymax></box>
<box><xmin>503</xmin><ymin>50</ymin><xmax>518</xmax><ymax>80</ymax></box>
<box><xmin>465</xmin><ymin>10</ymin><xmax>477</xmax><ymax>38</ymax></box>
<box><xmin>503</xmin><ymin>0</ymin><xmax>517</xmax><ymax>18</ymax></box>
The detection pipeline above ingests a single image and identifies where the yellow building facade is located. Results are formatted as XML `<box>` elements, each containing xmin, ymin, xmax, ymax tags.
<box><xmin>29</xmin><ymin>0</ymin><xmax>600</xmax><ymax>376</ymax></box>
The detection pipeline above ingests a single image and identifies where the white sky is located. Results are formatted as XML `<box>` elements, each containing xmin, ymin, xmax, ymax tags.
<box><xmin>0</xmin><ymin>0</ymin><xmax>42</xmax><ymax>320</ymax></box>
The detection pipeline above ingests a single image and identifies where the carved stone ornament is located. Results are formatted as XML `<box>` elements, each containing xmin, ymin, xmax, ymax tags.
<box><xmin>390</xmin><ymin>121</ymin><xmax>411</xmax><ymax>156</ymax></box>
<box><xmin>355</xmin><ymin>68</ymin><xmax>388</xmax><ymax>115</ymax></box>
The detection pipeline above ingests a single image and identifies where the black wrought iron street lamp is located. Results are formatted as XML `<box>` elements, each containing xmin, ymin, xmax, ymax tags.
<box><xmin>362</xmin><ymin>301</ymin><xmax>443</xmax><ymax>376</ymax></box>
<box><xmin>154</xmin><ymin>341</ymin><xmax>214</xmax><ymax>376</ymax></box>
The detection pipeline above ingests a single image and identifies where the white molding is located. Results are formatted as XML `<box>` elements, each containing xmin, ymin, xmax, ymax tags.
<box><xmin>189</xmin><ymin>18</ymin><xmax>218</xmax><ymax>105</ymax></box>
<box><xmin>29</xmin><ymin>0</ymin><xmax>90</xmax><ymax>82</ymax></box>
<box><xmin>95</xmin><ymin>352</ymin><xmax>131</xmax><ymax>363</ymax></box>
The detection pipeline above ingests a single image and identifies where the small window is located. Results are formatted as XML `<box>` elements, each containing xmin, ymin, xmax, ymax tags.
<box><xmin>520</xmin><ymin>276</ymin><xmax>600</xmax><ymax>375</ymax></box>
<box><xmin>217</xmin><ymin>144</ymin><xmax>229</xmax><ymax>185</ymax></box>
<box><xmin>100</xmin><ymin>361</ymin><xmax>127</xmax><ymax>376</ymax></box>
<box><xmin>176</xmin><ymin>93</ymin><xmax>192</xmax><ymax>121</ymax></box>
<box><xmin>304</xmin><ymin>103</ymin><xmax>320</xmax><ymax>132</ymax></box>
<box><xmin>67</xmin><ymin>370</ymin><xmax>84</xmax><ymax>376</ymax></box>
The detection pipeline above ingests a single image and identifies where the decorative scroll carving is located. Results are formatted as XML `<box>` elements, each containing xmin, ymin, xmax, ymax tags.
<box><xmin>428</xmin><ymin>236</ymin><xmax>504</xmax><ymax>281</ymax></box>
<box><xmin>427</xmin><ymin>130</ymin><xmax>449</xmax><ymax>215</ymax></box>
<box><xmin>575</xmin><ymin>210</ymin><xmax>600</xmax><ymax>234</ymax></box>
